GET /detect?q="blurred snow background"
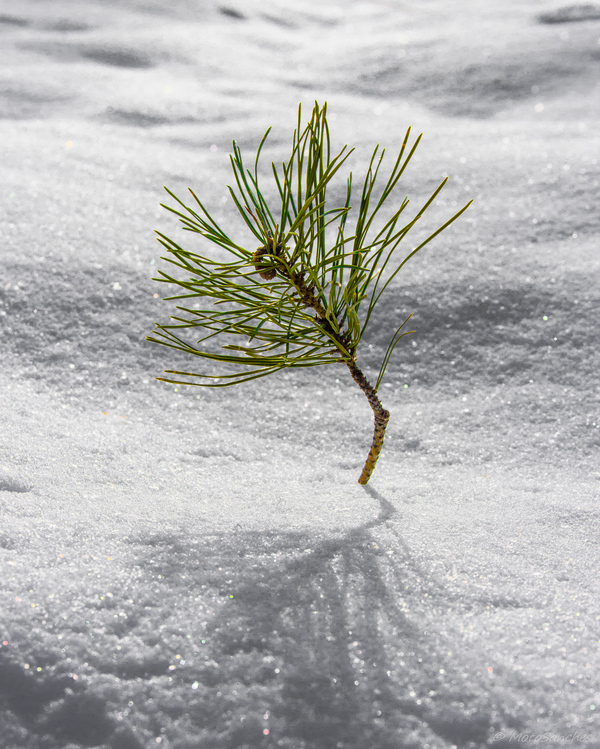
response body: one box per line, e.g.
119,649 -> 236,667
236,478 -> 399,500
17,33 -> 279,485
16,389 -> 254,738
0,0 -> 599,747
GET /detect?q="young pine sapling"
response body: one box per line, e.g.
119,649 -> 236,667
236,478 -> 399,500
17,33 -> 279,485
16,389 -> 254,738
147,102 -> 472,484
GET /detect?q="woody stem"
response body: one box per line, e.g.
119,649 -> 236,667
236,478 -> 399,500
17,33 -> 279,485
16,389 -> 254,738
283,264 -> 388,484
345,359 -> 390,485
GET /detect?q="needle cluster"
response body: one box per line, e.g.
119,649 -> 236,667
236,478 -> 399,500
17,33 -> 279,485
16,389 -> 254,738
147,102 -> 472,483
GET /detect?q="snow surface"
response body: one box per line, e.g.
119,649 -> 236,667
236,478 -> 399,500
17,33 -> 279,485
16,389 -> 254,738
1,0 -> 599,747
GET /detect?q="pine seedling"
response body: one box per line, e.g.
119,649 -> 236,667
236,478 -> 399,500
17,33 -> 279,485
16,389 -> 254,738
147,102 -> 472,484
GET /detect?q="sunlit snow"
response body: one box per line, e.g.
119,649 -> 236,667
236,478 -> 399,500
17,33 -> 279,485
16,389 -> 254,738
1,0 -> 599,747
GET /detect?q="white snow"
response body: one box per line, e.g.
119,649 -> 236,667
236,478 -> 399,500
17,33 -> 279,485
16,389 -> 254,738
1,0 -> 599,747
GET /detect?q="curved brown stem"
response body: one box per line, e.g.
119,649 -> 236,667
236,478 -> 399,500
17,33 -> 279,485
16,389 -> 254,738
346,359 -> 390,485
274,256 -> 388,483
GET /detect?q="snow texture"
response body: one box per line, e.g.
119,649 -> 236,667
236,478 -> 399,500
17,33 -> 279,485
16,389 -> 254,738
1,0 -> 599,747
